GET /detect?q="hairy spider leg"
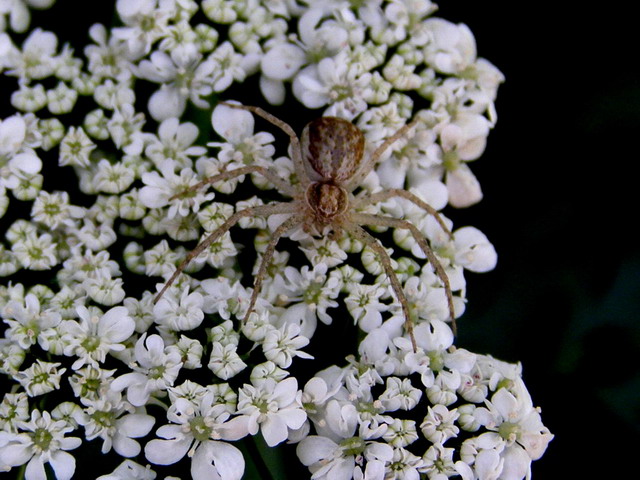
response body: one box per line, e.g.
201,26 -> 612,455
354,189 -> 453,241
343,118 -> 420,193
343,223 -> 418,352
154,202 -> 296,303
219,102 -> 307,184
351,212 -> 457,336
171,165 -> 297,201
242,214 -> 303,324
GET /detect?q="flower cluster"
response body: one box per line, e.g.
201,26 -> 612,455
1,1 -> 552,479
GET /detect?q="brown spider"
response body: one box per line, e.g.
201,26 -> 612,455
154,102 -> 456,351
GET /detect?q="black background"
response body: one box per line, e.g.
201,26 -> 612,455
3,1 -> 639,479
439,2 -> 640,478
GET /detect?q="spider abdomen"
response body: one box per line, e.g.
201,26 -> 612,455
301,117 -> 365,184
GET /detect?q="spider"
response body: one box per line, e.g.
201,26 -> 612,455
154,102 -> 456,351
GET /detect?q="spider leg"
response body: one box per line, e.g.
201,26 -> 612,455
154,202 -> 297,303
219,102 -> 306,184
351,212 -> 457,336
242,214 -> 303,325
342,223 -> 418,352
344,118 -> 420,193
354,189 -> 453,240
172,165 -> 297,200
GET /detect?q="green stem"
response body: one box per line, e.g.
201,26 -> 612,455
15,463 -> 26,480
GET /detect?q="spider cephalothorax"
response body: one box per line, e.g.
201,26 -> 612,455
302,117 -> 363,233
155,102 -> 456,350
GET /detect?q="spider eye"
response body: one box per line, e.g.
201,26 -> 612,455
301,117 -> 365,184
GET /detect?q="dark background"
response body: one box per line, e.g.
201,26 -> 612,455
440,2 -> 640,478
4,1 -> 639,479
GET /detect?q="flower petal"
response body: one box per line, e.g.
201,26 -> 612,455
145,437 -> 190,466
25,456 -> 46,480
211,102 -> 253,144
49,450 -> 77,480
98,306 -> 134,343
191,441 -> 245,480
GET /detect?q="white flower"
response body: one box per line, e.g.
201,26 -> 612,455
278,263 -> 340,338
2,293 -> 61,350
76,220 -> 118,251
68,365 -> 116,403
107,103 -> 146,148
410,321 -> 477,405
383,54 -> 421,90
142,240 -> 181,278
0,338 -> 27,375
93,79 -> 136,110
84,23 -> 135,80
379,377 -> 422,412
94,159 -> 136,194
145,117 -> 207,169
208,318 -> 239,345
208,41 -> 248,92
14,359 -> 66,396
60,248 -> 120,284
11,232 -> 57,270
401,276 -> 451,324
300,371 -> 344,419
297,423 -> 393,480
111,333 -> 183,407
0,116 -> 42,191
0,409 -> 81,480
382,418 -> 419,448
293,50 -> 372,119
299,235 -> 348,268
437,113 -> 491,208
79,389 -> 155,457
209,101 -> 276,168
262,323 -> 313,368
345,283 -> 389,332
384,447 -> 425,480
0,392 -> 30,433
200,278 -> 248,321
140,159 -> 212,218
145,392 -> 245,480
46,81 -> 78,114
11,83 -> 47,112
194,229 -> 237,269
119,189 -> 146,221
249,361 -> 289,387
30,190 -> 84,229
96,459 -> 157,480
473,383 -> 554,476
62,305 -> 135,370
6,28 -> 59,80
422,18 -> 477,75
208,342 -> 247,380
258,7 -> 354,103
166,335 -> 203,369
113,0 -> 174,58
58,126 -> 95,168
224,377 -> 307,447
260,42 -> 306,103
138,43 -> 217,120
419,443 -> 458,479
453,226 -> 497,273
167,380 -> 209,407
420,404 -> 460,444
83,271 -> 126,306
153,287 -> 204,331
241,309 -> 275,342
